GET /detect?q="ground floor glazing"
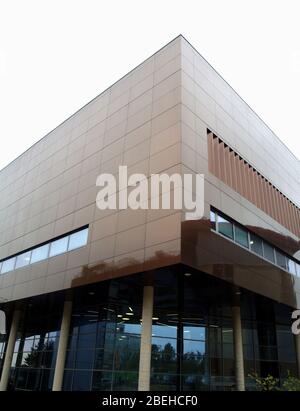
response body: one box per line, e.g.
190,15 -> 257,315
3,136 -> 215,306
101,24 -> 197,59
0,265 -> 298,391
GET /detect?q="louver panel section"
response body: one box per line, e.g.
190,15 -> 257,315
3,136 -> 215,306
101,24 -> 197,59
207,131 -> 300,238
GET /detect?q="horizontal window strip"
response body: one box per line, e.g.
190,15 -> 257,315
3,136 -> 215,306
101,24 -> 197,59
0,226 -> 89,275
210,207 -> 300,277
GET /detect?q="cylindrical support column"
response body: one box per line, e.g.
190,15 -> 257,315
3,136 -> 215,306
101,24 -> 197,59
52,293 -> 73,391
232,301 -> 245,391
138,285 -> 154,391
294,333 -> 300,378
0,308 -> 21,391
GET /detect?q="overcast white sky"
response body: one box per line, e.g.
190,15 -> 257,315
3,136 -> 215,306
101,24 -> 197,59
0,0 -> 299,171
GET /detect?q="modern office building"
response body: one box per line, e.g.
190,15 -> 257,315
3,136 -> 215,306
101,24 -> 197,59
0,35 -> 299,391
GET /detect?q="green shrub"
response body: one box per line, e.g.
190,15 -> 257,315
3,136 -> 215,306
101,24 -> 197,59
249,371 -> 300,391
249,373 -> 279,391
282,371 -> 300,391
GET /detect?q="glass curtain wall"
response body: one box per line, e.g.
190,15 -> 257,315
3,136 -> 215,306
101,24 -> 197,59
63,276 -> 143,391
8,293 -> 64,391
2,265 -> 297,391
151,266 -> 297,391
241,293 -> 297,390
0,333 -> 8,379
151,267 -> 235,391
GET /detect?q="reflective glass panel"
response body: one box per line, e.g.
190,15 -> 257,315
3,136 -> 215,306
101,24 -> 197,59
151,373 -> 177,391
15,251 -> 31,269
119,323 -> 141,335
263,242 -> 275,263
222,328 -> 233,344
72,370 -> 92,391
210,210 -> 216,230
183,325 -> 206,341
49,237 -> 69,257
92,370 -> 112,391
75,349 -> 95,369
182,374 -> 208,390
234,226 -> 249,248
31,244 -> 49,263
152,337 -> 177,353
275,250 -> 287,270
113,372 -> 138,391
184,340 -> 206,355
152,324 -> 177,339
287,259 -> 296,275
250,233 -> 263,256
68,229 -> 88,251
223,343 -> 234,358
218,216 -> 233,239
1,257 -> 16,273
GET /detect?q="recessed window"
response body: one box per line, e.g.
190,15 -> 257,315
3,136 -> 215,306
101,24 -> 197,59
15,251 -> 31,269
218,216 -> 234,240
31,244 -> 49,264
210,210 -> 216,230
263,242 -> 275,263
234,226 -> 249,248
250,233 -> 263,256
211,207 -> 299,277
1,257 -> 16,274
287,259 -> 297,276
49,237 -> 69,257
68,228 -> 88,251
275,250 -> 287,270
